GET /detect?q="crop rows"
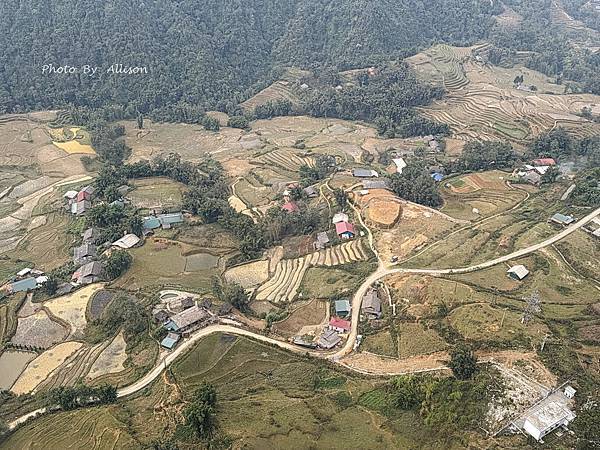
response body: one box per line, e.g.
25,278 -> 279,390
36,340 -> 110,391
257,150 -> 309,173
255,240 -> 368,303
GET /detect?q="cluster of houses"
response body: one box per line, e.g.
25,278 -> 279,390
517,158 -> 557,186
153,297 -> 232,350
3,267 -> 48,294
142,212 -> 185,234
313,212 -> 358,250
64,185 -> 95,216
294,289 -> 382,350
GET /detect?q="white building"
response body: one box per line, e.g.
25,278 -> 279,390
392,157 -> 407,174
522,401 -> 576,442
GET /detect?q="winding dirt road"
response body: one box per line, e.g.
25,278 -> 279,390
9,205 -> 600,431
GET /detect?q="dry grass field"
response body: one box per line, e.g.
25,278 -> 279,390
272,299 -> 328,337
224,259 -> 270,288
128,177 -> 185,210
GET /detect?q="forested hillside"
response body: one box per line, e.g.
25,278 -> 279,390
0,0 -> 498,117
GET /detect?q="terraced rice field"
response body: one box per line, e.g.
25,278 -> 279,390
241,80 -> 301,111
256,149 -> 315,173
11,341 -> 83,394
87,332 -> 128,380
88,289 -> 117,321
0,294 -> 23,343
255,240 -> 368,302
0,408 -> 139,449
45,283 -> 104,337
11,309 -> 68,349
409,44 -> 600,143
224,260 -> 270,288
36,340 -> 110,391
0,350 -> 36,390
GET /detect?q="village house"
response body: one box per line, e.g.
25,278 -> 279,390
318,329 -> 341,349
112,233 -> 141,249
9,277 -> 38,293
550,213 -> 575,226
335,221 -> 356,239
532,158 -> 556,166
293,335 -> 317,349
332,212 -> 349,224
72,261 -> 104,285
281,201 -> 300,213
362,288 -> 382,319
507,265 -> 529,281
76,185 -> 94,202
392,157 -> 407,174
160,332 -> 181,350
363,179 -> 389,190
334,299 -> 351,317
153,309 -> 169,323
82,227 -> 97,243
73,243 -> 97,266
71,200 -> 91,216
329,317 -> 351,333
352,168 -> 378,178
314,231 -> 330,250
158,212 -> 184,229
63,190 -> 78,204
303,185 -> 318,198
164,305 -> 211,333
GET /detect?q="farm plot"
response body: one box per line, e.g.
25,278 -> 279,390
255,240 -> 369,302
11,341 -> 83,395
362,330 -> 398,358
114,238 -> 222,293
0,407 -> 139,450
360,189 -> 403,228
447,303 -> 549,347
88,289 -> 118,321
51,127 -> 95,155
397,322 -> 447,358
45,283 -> 104,337
0,350 -> 36,390
87,331 -> 128,380
441,171 -> 525,220
408,44 -> 600,143
11,310 -> 68,349
128,177 -> 184,211
375,202 -> 457,264
272,300 -> 328,337
36,340 -> 109,391
224,260 -> 270,289
0,293 -> 24,344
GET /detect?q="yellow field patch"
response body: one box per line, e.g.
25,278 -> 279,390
224,260 -> 270,288
45,283 -> 104,335
11,341 -> 83,394
52,140 -> 96,155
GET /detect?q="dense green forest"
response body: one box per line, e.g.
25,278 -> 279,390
0,0 -> 498,118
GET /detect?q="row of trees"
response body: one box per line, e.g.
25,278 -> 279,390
46,384 -> 117,411
529,129 -> 600,164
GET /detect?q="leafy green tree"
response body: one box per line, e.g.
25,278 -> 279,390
227,116 -> 250,129
185,402 -> 216,440
389,375 -> 425,410
201,115 -> 220,131
573,406 -> 600,449
195,382 -> 217,408
104,250 -> 133,280
333,188 -> 347,209
44,276 -> 58,296
448,344 -> 478,380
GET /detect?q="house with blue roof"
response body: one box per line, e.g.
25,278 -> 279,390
431,172 -> 444,182
9,277 -> 38,293
161,332 -> 180,349
334,299 -> 351,317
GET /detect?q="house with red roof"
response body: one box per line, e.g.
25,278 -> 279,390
532,158 -> 556,166
282,201 -> 300,213
335,221 -> 355,239
329,317 -> 351,333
